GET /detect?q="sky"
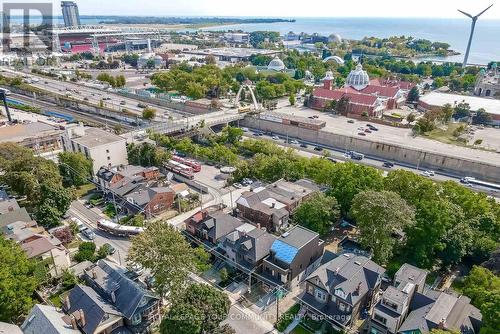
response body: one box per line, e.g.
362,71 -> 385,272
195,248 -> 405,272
1,0 -> 500,19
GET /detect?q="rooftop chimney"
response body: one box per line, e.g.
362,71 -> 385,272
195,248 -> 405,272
79,309 -> 86,328
92,269 -> 97,279
70,315 -> 78,330
63,295 -> 71,311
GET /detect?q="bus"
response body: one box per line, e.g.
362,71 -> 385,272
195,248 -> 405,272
97,219 -> 144,237
460,177 -> 500,190
172,155 -> 201,172
164,160 -> 194,180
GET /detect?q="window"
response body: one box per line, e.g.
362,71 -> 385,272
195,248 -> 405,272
373,314 -> 387,325
339,302 -> 346,312
131,312 -> 142,325
307,284 -> 314,295
382,299 -> 398,311
315,288 -> 327,302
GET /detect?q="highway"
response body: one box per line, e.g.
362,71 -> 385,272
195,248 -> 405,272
9,93 -> 137,130
0,67 -> 185,121
243,131 -> 500,199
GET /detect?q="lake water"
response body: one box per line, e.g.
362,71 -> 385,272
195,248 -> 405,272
200,17 -> 500,65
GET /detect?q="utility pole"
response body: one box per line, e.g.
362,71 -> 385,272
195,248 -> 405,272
0,91 -> 12,122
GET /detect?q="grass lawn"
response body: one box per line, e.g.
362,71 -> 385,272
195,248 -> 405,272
422,123 -> 491,151
74,183 -> 96,198
275,303 -> 300,332
291,324 -> 314,334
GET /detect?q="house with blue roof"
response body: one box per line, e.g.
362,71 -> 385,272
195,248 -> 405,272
262,225 -> 324,289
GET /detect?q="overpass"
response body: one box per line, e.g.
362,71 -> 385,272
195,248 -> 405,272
148,110 -> 245,135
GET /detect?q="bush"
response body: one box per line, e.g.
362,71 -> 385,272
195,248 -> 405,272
74,242 -> 96,262
275,303 -> 300,331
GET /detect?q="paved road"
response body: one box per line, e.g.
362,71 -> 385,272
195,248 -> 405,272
244,132 -> 500,199
69,200 -> 131,265
1,67 -> 185,121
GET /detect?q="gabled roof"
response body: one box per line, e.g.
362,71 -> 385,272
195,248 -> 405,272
86,260 -> 159,320
313,88 -> 379,106
66,284 -> 122,334
21,304 -> 80,334
201,212 -> 244,242
306,253 -> 385,306
0,207 -> 32,228
21,236 -> 60,258
0,198 -> 20,215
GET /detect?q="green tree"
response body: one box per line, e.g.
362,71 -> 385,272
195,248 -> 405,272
472,108 -> 492,125
453,102 -> 471,119
127,142 -> 171,168
406,86 -> 420,103
0,237 -> 39,322
160,283 -> 231,334
142,107 -> 157,120
289,93 -> 296,106
458,266 -> 500,333
351,191 -> 415,264
58,151 -> 93,187
327,162 -> 384,215
293,193 -> 340,236
74,242 -> 96,262
127,220 -> 198,301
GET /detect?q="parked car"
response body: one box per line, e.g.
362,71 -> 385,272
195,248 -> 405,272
102,243 -> 115,255
383,162 -> 394,168
71,217 -> 86,232
242,178 -> 253,186
81,228 -> 96,240
233,183 -> 243,189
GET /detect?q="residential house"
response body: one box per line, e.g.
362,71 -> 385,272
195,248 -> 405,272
187,211 -> 246,245
21,304 -> 80,334
236,179 -> 319,231
369,263 -> 482,334
61,124 -> 128,174
63,284 -> 125,334
262,225 -> 324,288
96,165 -> 174,218
21,235 -> 71,277
0,207 -> 33,230
300,253 -> 385,331
83,259 -> 161,333
0,190 -> 20,214
0,322 -> 23,334
221,225 -> 277,270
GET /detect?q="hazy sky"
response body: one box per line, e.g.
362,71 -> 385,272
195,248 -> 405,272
68,0 -> 500,18
2,0 -> 500,19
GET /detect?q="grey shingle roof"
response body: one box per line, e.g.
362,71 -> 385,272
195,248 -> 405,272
21,304 -> 80,334
66,284 -> 122,334
280,225 -> 318,249
306,253 -> 385,306
88,260 -> 159,320
0,207 -> 31,228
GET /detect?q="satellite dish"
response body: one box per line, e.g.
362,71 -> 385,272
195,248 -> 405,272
166,172 -> 174,181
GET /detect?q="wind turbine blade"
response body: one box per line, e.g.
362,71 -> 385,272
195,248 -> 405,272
458,9 -> 473,18
475,4 -> 494,18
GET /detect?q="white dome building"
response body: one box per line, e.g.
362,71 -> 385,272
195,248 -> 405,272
267,57 -> 286,71
346,64 -> 370,90
328,34 -> 342,43
323,71 -> 334,81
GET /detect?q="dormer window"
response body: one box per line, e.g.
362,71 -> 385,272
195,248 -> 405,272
335,288 -> 346,299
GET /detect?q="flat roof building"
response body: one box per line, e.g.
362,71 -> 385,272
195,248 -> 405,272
61,124 -> 128,174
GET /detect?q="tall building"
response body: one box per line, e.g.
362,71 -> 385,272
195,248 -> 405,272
61,1 -> 81,27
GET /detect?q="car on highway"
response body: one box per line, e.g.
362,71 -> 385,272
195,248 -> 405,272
289,139 -> 299,145
272,135 -> 280,140
326,157 -> 337,163
120,101 -> 126,105
367,124 -> 379,131
421,170 -> 435,177
241,127 -> 249,132
314,146 -> 323,151
383,162 -> 394,168
358,132 -> 366,136
364,129 -> 372,133
347,119 -> 355,124
81,227 -> 96,240
300,143 -> 308,148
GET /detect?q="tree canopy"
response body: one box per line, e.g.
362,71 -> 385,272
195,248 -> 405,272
59,151 -> 93,187
293,192 -> 340,236
0,237 -> 39,322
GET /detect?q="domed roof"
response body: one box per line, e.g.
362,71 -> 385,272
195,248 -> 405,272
329,34 -> 342,43
323,71 -> 334,81
346,64 -> 370,90
267,57 -> 286,71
